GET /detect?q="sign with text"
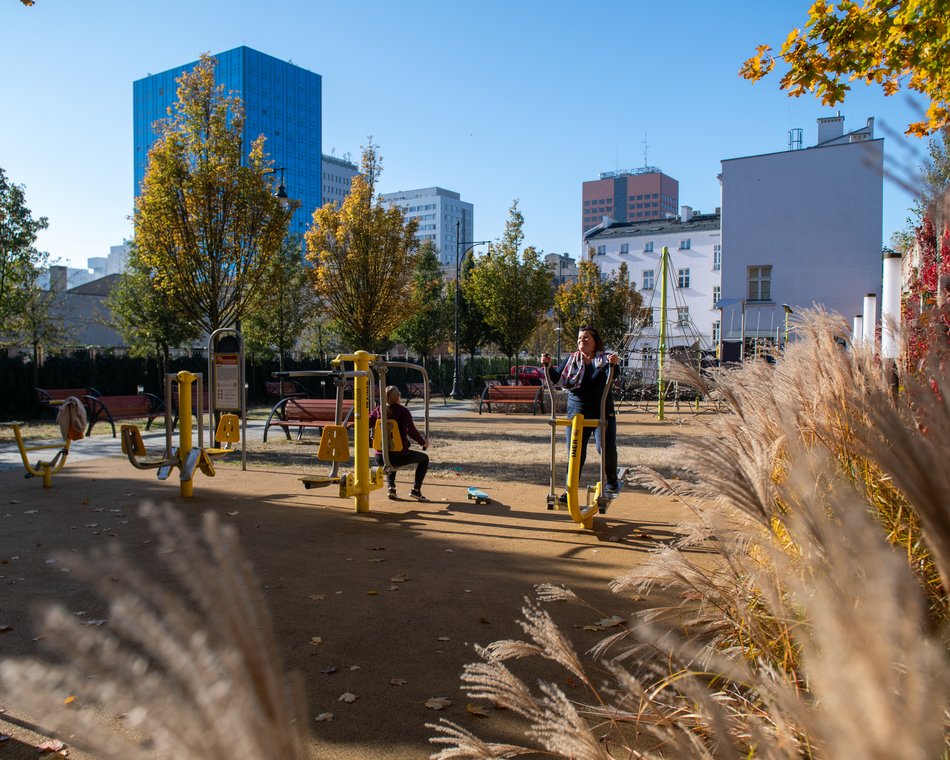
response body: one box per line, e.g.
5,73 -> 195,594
214,354 -> 241,410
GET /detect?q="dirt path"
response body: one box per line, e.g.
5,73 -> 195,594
0,407 -> 709,758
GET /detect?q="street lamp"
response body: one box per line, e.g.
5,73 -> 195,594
267,166 -> 288,200
451,219 -> 490,399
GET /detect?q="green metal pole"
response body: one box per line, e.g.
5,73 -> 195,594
657,246 -> 668,420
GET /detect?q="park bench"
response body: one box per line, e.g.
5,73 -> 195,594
85,393 -> 163,437
478,384 -> 544,415
169,386 -> 212,430
265,379 -> 308,399
263,398 -> 355,442
404,381 -> 447,406
36,387 -> 100,410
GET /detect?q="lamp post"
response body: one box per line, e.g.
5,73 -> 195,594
267,166 -> 289,200
451,219 -> 490,399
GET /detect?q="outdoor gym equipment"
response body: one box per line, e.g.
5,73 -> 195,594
280,351 -> 431,514
120,371 -> 239,498
542,362 -> 616,530
3,422 -> 73,488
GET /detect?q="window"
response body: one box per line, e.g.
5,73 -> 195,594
679,239 -> 691,250
678,268 -> 690,288
713,285 -> 721,306
596,245 -> 606,256
642,270 -> 654,290
748,266 -> 772,301
620,243 -> 629,254
677,307 -> 690,327
644,241 -> 654,253
713,244 -> 721,271
712,320 -> 721,345
643,310 -> 654,327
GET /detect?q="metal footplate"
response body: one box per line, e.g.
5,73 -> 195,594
300,475 -> 342,490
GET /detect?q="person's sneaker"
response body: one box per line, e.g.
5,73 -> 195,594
605,482 -> 623,498
388,487 -> 397,500
557,492 -> 568,505
409,488 -> 428,502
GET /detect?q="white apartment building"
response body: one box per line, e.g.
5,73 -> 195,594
719,114 -> 883,360
583,207 -> 722,356
321,153 -> 359,208
379,187 -> 474,267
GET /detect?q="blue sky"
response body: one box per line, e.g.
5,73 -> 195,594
0,0 -> 932,270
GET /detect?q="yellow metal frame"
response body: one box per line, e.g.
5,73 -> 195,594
3,422 -> 71,488
552,415 -> 602,530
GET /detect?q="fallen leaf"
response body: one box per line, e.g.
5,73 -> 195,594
368,558 -> 385,563
36,739 -> 66,751
320,666 -> 337,674
388,585 -> 399,591
389,573 -> 410,583
479,617 -> 491,625
564,676 -> 580,688
84,619 -> 107,627
309,594 -> 326,601
582,615 -> 626,632
437,636 -> 450,641
444,548 -> 453,553
367,590 -> 379,596
466,703 -> 490,717
424,697 -> 452,710
226,511 -> 239,516
314,712 -> 334,722
349,665 -> 360,671
64,695 -> 76,705
310,637 -> 324,646
366,546 -> 385,551
24,510 -> 38,515
389,677 -> 407,686
338,692 -> 358,703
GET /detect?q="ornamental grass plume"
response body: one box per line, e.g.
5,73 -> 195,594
431,309 -> 950,758
0,503 -> 310,759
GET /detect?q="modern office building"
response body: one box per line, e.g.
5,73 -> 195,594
379,187 -> 474,267
582,168 -> 679,234
133,46 -> 322,239
718,114 -> 883,359
322,153 -> 359,208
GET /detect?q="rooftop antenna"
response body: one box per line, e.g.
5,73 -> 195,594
642,132 -> 649,167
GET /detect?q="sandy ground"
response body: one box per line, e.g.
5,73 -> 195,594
0,405 -> 712,758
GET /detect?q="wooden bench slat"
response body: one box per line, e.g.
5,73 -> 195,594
265,380 -> 308,399
86,394 -> 163,438
478,385 -> 543,415
263,398 -> 355,442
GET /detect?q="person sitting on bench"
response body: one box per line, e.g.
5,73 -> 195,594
369,385 -> 429,502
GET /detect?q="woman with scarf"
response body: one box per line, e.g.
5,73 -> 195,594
540,326 -> 621,500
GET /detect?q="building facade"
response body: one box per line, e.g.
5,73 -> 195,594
379,187 -> 474,267
133,46 -> 323,240
322,153 -> 359,208
545,252 -> 579,288
582,168 -> 679,234
718,114 -> 883,359
583,208 -> 722,355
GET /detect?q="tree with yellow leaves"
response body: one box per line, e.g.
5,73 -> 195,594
134,54 -> 295,334
304,141 -> 418,352
741,0 -> 950,136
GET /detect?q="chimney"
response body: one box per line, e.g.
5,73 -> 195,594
817,112 -> 845,144
49,265 -> 68,293
680,205 -> 693,222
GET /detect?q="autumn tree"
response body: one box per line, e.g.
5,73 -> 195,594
107,242 -> 201,379
555,258 -> 641,351
242,235 -> 316,373
466,201 -> 552,366
305,141 -> 418,352
134,54 -> 296,335
0,168 -> 48,333
392,240 -> 451,362
458,247 -> 497,379
741,0 -> 950,136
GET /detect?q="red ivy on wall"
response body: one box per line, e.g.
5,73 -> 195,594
903,216 -> 950,372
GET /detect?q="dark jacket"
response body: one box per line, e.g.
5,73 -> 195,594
368,402 -> 426,451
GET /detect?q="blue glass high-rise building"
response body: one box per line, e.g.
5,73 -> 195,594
133,46 -> 322,239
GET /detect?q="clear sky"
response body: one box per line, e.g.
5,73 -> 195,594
0,0 -> 932,270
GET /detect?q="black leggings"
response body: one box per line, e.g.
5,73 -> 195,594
375,450 -> 429,489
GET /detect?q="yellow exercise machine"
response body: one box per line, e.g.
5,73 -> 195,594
285,352 -> 431,513
121,371 -> 239,497
2,422 -> 72,488
542,363 -> 616,530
